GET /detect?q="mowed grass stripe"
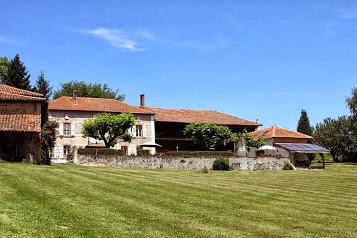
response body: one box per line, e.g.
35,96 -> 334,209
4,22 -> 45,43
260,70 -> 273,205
0,163 -> 357,237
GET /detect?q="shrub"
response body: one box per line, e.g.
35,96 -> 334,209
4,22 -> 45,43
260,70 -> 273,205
137,149 -> 150,156
78,148 -> 125,156
212,157 -> 230,171
282,161 -> 294,170
201,166 -> 209,173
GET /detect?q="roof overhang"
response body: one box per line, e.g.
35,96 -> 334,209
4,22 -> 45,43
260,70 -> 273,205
275,143 -> 329,153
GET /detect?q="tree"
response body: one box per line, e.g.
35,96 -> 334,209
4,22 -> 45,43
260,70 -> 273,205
35,70 -> 52,100
81,112 -> 135,148
346,87 -> 357,117
297,109 -> 313,136
314,116 -> 353,162
0,56 -> 9,83
183,122 -> 238,150
53,80 -> 125,101
40,120 -> 59,165
1,54 -> 31,90
241,131 -> 265,151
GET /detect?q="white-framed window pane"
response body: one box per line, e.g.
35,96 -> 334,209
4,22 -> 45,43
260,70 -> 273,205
63,145 -> 71,157
136,125 -> 143,137
63,123 -> 71,135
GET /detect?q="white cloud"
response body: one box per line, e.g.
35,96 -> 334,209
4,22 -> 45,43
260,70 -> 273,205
85,28 -> 145,51
136,29 -> 157,41
338,6 -> 357,19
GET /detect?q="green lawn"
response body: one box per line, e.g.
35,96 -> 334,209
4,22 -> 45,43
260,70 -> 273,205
0,162 -> 356,238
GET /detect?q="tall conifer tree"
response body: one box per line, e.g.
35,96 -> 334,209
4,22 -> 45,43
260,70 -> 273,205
297,109 -> 313,136
3,54 -> 31,90
35,70 -> 52,100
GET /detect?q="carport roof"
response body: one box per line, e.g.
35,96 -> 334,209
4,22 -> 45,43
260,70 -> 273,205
275,143 -> 329,153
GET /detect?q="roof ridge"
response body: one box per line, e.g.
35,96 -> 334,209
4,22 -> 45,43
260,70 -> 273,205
0,84 -> 43,97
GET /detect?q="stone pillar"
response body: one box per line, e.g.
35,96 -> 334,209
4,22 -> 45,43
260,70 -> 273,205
73,146 -> 78,164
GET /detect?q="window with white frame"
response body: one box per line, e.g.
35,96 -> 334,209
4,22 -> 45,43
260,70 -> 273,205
136,125 -> 143,137
63,123 -> 71,136
63,145 -> 71,158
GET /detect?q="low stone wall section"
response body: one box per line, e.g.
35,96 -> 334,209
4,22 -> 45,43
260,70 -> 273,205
75,155 -> 289,171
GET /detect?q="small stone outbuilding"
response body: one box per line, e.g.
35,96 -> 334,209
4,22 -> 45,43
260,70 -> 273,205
0,84 -> 46,162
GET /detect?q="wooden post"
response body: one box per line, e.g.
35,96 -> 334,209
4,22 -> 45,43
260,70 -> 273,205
320,153 -> 325,170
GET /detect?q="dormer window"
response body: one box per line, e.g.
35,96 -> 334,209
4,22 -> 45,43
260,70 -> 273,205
64,113 -> 70,120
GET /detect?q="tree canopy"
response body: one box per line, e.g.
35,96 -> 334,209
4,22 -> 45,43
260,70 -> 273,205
35,70 -> 52,100
81,112 -> 135,148
0,56 -> 9,83
1,54 -> 31,90
183,122 -> 238,150
297,109 -> 313,136
53,80 -> 125,101
240,130 -> 265,151
314,116 -> 353,162
346,87 -> 357,118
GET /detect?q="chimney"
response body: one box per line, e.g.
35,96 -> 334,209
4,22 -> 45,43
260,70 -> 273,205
72,90 -> 78,105
140,94 -> 145,108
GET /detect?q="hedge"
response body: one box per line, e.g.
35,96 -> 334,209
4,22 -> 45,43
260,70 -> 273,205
78,148 -> 125,156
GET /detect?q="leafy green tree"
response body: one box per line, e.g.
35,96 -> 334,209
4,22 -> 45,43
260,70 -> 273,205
53,80 -> 125,101
297,109 -> 313,136
183,122 -> 238,150
0,56 -> 9,83
314,116 -> 353,162
241,130 -> 265,151
40,120 -> 59,165
81,112 -> 135,148
35,70 -> 52,100
1,54 -> 31,90
346,87 -> 357,117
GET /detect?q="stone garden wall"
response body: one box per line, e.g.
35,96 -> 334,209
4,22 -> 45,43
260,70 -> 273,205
75,155 -> 289,171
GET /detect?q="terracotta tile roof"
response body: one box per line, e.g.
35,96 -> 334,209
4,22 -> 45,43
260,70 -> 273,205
49,96 -> 154,114
0,84 -> 45,102
0,114 -> 41,132
146,107 -> 261,127
250,125 -> 312,139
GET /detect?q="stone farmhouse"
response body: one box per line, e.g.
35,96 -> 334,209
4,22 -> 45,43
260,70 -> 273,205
0,84 -> 46,162
48,92 -> 155,161
49,92 -> 261,161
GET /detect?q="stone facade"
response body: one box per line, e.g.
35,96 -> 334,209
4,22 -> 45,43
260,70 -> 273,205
75,154 -> 289,171
0,84 -> 45,163
49,110 -> 156,161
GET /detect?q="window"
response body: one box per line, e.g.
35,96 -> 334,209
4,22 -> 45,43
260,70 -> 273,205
63,145 -> 71,158
63,123 -> 71,136
136,125 -> 143,137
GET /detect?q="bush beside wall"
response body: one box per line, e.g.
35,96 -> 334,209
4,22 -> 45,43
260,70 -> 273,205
78,148 -> 125,156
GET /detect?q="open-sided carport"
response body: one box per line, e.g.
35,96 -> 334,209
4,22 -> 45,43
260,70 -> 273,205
275,143 -> 330,169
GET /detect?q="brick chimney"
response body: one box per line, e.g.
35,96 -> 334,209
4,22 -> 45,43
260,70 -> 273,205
140,94 -> 145,108
72,90 -> 78,105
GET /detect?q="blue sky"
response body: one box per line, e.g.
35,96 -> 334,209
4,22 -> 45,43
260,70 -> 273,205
1,1 -> 356,130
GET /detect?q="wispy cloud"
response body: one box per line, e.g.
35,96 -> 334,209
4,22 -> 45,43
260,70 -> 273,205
0,35 -> 24,45
84,28 -> 145,51
71,27 -> 231,52
338,6 -> 357,19
324,5 -> 357,37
